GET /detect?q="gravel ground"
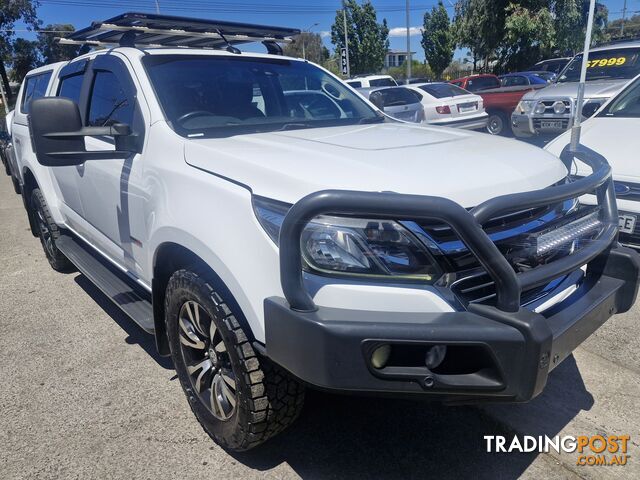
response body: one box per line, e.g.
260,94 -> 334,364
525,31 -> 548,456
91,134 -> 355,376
0,172 -> 637,479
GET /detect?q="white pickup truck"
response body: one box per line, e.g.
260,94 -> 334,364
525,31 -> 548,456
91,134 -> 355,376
12,12 -> 640,451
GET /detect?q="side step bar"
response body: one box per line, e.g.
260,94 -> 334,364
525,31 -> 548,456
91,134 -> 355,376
56,233 -> 155,333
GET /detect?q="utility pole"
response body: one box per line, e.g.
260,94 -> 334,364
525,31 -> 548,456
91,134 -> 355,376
621,0 -> 627,36
406,0 -> 412,82
570,0 -> 596,152
342,1 -> 351,78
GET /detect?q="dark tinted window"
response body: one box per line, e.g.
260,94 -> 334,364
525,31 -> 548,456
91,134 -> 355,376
21,72 -> 52,114
284,91 -> 341,119
419,83 -> 469,98
466,76 -> 500,91
369,77 -> 397,87
58,73 -> 84,104
369,87 -> 420,107
558,48 -> 640,83
346,80 -> 362,88
501,75 -> 528,87
88,71 -> 134,127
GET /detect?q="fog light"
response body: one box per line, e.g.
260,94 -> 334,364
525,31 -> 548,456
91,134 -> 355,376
371,345 -> 391,369
553,101 -> 566,114
425,345 -> 447,370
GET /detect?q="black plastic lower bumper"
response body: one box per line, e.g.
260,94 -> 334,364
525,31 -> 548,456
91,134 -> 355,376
264,246 -> 639,403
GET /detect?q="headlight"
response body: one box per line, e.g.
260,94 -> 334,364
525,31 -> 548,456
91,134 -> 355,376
515,100 -> 535,114
253,196 -> 441,281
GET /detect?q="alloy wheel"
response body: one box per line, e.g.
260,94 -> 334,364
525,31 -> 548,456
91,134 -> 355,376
178,300 -> 237,421
487,114 -> 503,135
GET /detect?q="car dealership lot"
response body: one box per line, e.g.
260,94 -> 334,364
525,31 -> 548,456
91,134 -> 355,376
0,172 -> 638,479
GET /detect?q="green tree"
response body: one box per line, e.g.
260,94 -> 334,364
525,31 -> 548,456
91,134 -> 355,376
453,0 -> 509,70
421,2 -> 454,78
387,60 -> 434,82
0,0 -> 41,99
500,3 -> 555,72
330,0 -> 389,75
37,24 -> 78,64
10,38 -> 40,83
283,32 -> 329,65
607,14 -> 640,40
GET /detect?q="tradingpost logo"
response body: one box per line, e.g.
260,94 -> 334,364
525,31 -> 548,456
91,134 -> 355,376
484,435 -> 631,466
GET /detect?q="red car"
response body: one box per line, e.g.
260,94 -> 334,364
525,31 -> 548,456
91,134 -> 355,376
450,74 -> 545,136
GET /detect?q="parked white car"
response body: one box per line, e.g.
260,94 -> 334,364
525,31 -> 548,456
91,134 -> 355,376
14,12 -> 640,453
545,73 -> 640,249
406,82 -> 488,130
346,74 -> 397,88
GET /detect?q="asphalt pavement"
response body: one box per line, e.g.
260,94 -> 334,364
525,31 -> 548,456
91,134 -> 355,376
0,172 -> 638,480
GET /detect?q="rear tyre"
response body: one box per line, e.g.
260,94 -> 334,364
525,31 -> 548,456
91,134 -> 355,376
486,111 -> 511,136
31,188 -> 74,272
165,269 -> 305,451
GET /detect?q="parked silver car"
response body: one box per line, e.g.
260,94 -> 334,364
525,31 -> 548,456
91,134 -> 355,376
512,41 -> 640,138
358,86 -> 425,123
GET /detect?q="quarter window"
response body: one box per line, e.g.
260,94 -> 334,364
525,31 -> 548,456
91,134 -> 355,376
21,72 -> 52,114
87,71 -> 134,127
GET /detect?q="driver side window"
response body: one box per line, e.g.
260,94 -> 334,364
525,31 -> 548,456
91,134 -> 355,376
87,71 -> 134,127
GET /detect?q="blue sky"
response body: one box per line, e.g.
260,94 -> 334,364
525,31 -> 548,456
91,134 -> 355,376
12,0 -> 637,62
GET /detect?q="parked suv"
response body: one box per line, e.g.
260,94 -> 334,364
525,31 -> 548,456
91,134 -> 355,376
512,41 -> 640,138
16,13 -> 640,452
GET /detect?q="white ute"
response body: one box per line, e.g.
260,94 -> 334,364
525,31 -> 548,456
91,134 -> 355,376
15,13 -> 640,451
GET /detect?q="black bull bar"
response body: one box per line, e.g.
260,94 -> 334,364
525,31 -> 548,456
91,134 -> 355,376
278,144 -> 619,313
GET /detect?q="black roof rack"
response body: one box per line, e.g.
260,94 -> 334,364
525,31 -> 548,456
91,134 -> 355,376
57,12 -> 300,54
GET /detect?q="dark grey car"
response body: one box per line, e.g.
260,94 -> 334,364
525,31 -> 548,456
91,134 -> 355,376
358,86 -> 425,123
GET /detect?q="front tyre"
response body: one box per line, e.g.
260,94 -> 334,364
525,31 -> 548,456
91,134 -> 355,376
31,188 -> 74,272
165,269 -> 305,451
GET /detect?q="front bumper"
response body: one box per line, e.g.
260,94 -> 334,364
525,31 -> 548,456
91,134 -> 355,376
265,145 -> 640,403
265,245 -> 638,402
511,112 -> 572,138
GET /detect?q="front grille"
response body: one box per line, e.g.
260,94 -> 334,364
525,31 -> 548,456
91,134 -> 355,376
419,204 -> 553,244
533,118 -> 570,130
450,270 -> 555,306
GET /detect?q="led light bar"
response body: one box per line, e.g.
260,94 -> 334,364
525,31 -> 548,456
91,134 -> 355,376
535,212 -> 602,256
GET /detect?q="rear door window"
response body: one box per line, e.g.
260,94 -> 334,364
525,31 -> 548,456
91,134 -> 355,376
21,71 -> 52,114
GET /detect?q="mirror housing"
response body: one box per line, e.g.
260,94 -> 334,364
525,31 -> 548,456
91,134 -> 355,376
29,97 -> 136,167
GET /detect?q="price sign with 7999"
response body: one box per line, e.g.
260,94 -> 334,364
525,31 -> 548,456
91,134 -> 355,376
587,57 -> 628,68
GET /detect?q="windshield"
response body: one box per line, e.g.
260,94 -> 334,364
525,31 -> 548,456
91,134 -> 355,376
599,76 -> 640,118
143,55 -> 383,137
557,48 -> 640,83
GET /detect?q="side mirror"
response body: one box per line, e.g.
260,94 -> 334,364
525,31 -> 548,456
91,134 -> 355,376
29,97 -> 136,167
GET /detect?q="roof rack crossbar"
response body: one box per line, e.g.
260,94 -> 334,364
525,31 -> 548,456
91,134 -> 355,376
60,12 -> 299,54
